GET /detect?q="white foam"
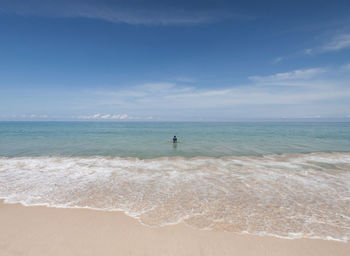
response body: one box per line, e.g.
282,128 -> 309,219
0,153 -> 349,242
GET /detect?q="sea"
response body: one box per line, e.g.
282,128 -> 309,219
0,121 -> 349,241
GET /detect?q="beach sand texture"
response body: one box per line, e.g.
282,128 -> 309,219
1,200 -> 349,256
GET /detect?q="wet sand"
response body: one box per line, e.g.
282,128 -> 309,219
0,200 -> 349,256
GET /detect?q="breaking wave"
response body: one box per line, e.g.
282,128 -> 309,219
0,152 -> 349,242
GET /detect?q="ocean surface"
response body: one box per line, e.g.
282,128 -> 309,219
0,122 -> 349,241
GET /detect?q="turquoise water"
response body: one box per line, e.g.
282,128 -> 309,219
1,121 -> 350,241
1,121 -> 350,157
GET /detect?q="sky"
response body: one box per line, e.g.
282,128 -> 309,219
0,0 -> 350,121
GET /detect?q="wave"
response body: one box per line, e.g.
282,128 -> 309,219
0,152 -> 349,242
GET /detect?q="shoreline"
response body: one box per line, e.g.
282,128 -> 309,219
1,200 -> 349,256
1,198 -> 348,243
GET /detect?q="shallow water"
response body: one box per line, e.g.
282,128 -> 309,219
0,122 -> 349,241
0,122 -> 350,158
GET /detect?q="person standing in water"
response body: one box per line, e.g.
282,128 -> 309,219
173,136 -> 177,143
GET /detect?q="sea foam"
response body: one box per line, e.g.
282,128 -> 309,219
0,153 -> 349,242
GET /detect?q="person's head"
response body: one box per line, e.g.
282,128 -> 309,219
174,136 -> 176,138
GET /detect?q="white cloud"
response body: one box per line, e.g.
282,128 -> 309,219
7,68 -> 347,121
112,114 -> 128,120
272,57 -> 284,63
322,34 -> 350,52
0,0 -> 244,25
91,113 -> 101,119
15,114 -> 49,119
249,68 -> 328,85
78,113 -> 129,120
90,66 -> 349,114
100,114 -> 111,119
305,33 -> 350,55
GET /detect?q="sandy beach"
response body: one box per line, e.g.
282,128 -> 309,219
0,200 -> 349,256
2,0 -> 350,254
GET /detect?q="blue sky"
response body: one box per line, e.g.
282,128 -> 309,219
0,0 -> 350,121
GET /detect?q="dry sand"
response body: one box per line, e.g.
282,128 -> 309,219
0,200 -> 349,256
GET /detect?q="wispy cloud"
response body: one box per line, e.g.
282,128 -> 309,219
89,66 -> 350,117
272,57 -> 284,63
0,0 -> 249,25
305,33 -> 350,54
249,68 -> 328,85
304,48 -> 313,55
321,34 -> 350,52
2,66 -> 349,120
20,114 -> 48,119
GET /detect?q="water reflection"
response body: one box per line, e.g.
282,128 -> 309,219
172,142 -> 177,149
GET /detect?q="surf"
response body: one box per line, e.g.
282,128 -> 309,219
0,152 -> 349,242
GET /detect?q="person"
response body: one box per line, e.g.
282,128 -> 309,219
173,135 -> 177,143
